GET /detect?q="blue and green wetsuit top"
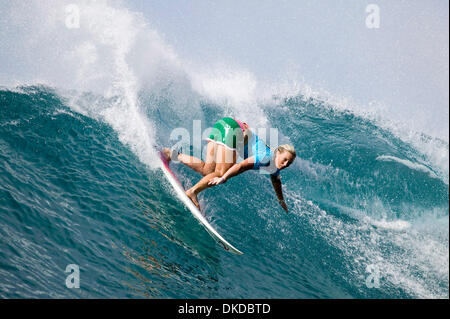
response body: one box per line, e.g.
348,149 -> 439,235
243,132 -> 280,177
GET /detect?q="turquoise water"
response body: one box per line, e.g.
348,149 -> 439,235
0,86 -> 448,298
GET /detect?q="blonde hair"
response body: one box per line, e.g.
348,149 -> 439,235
276,144 -> 296,158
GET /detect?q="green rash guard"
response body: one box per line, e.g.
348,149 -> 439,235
206,117 -> 244,151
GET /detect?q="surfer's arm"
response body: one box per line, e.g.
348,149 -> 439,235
208,157 -> 255,185
271,175 -> 288,213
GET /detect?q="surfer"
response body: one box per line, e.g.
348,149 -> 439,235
162,117 -> 296,213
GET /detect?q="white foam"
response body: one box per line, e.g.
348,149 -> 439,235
289,192 -> 448,298
0,0 -> 184,169
187,63 -> 269,128
368,218 -> 411,231
287,193 -> 449,298
261,78 -> 449,184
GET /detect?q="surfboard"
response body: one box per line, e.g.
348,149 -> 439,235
157,151 -> 243,255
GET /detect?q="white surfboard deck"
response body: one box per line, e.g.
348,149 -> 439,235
158,151 -> 243,255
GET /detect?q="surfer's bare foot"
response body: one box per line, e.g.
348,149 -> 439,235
162,148 -> 172,163
185,189 -> 201,211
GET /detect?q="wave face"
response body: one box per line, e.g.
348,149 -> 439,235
0,86 -> 447,298
0,1 -> 448,298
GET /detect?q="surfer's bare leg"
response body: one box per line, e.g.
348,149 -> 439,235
185,188 -> 203,211
185,145 -> 236,210
185,171 -> 221,210
167,142 -> 216,176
